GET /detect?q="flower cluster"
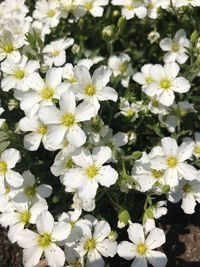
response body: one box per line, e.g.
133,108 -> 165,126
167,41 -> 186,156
0,0 -> 200,267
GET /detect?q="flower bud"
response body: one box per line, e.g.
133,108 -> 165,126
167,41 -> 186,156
108,230 -> 118,241
118,209 -> 130,228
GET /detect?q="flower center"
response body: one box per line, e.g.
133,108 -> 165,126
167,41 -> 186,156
0,161 -> 7,174
152,169 -> 164,179
167,156 -> 178,167
84,238 -> 96,251
51,50 -> 60,57
194,144 -> 200,155
24,186 -> 36,198
160,78 -> 172,90
84,2 -> 93,10
147,2 -> 154,9
127,109 -> 135,117
137,243 -> 147,256
38,125 -> 48,135
172,43 -> 180,52
146,76 -> 154,84
3,43 -> 14,53
61,113 -> 75,127
84,84 -> 96,96
5,186 -> 10,194
85,164 -> 99,179
126,4 -> 134,10
19,210 -> 31,224
183,183 -> 192,193
14,69 -> 25,80
37,233 -> 52,249
41,87 -> 54,100
47,9 -> 56,17
119,62 -> 128,74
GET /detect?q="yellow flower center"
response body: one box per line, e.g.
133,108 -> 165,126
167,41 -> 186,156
61,113 -> 75,127
84,238 -> 96,251
137,243 -> 147,256
37,233 -> 52,249
0,161 -> 7,174
84,2 -> 93,10
167,156 -> 178,167
160,79 -> 172,90
47,9 -> 56,17
194,144 -> 200,155
24,186 -> 36,198
152,169 -> 164,179
85,164 -> 99,179
67,75 -> 77,84
14,69 -> 25,80
3,43 -> 14,53
126,4 -> 134,10
172,43 -> 180,52
146,76 -> 154,84
19,210 -> 31,224
41,87 -> 54,100
127,109 -> 135,117
84,84 -> 96,96
147,2 -> 154,9
38,125 -> 48,135
183,183 -> 192,193
51,50 -> 60,57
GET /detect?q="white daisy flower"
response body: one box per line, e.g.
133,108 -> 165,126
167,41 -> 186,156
61,146 -> 118,199
77,0 -> 109,17
17,210 -> 71,267
117,223 -> 167,267
39,91 -> 96,147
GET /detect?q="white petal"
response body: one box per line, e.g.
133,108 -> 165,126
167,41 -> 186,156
75,103 -> 96,122
131,257 -> 148,267
87,249 -> 104,267
36,184 -> 52,198
181,193 -> 196,214
39,106 -> 61,124
177,163 -> 197,181
146,228 -> 166,249
159,38 -> 173,51
96,166 -> 118,187
67,125 -> 86,147
161,137 -> 178,156
45,244 -> 65,267
93,220 -> 110,241
74,65 -> 92,87
93,146 -> 112,165
8,222 -> 25,243
92,66 -> 111,88
24,132 -> 42,151
17,229 -> 39,248
36,211 -> 54,235
97,239 -> 117,257
147,250 -> 167,267
78,179 -> 99,199
62,169 -> 84,191
172,77 -> 190,93
117,241 -> 136,260
46,68 -> 62,88
60,91 -> 76,114
46,125 -> 66,147
72,148 -> 93,167
52,222 -> 71,241
23,246 -> 43,267
1,148 -> 20,168
97,86 -> 118,102
5,170 -> 23,187
177,141 -> 194,162
127,223 -> 145,244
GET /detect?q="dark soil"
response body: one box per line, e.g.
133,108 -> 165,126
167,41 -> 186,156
0,203 -> 199,267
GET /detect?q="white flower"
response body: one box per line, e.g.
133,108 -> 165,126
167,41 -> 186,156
76,219 -> 117,267
43,38 -> 74,67
151,137 -> 197,187
133,63 -> 155,90
39,91 -> 96,147
160,29 -> 191,64
17,210 -> 71,267
20,170 -> 52,200
0,148 -> 23,188
168,179 -> 200,214
184,132 -> 200,158
77,0 -> 109,17
108,53 -> 133,88
144,62 -> 190,106
117,223 -> 167,267
112,0 -> 147,19
1,55 -> 39,92
71,65 -> 118,112
71,193 -> 95,212
33,0 -> 61,28
0,195 -> 48,243
61,146 -> 118,199
18,67 -> 63,116
0,30 -> 24,61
